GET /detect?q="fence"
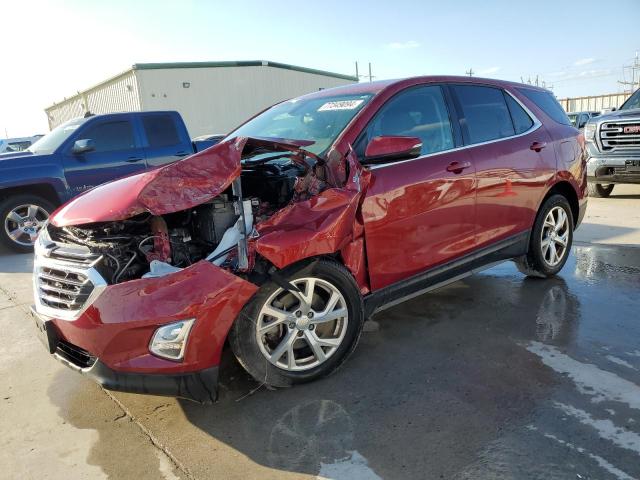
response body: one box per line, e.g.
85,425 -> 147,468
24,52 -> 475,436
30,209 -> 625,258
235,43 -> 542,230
558,92 -> 631,113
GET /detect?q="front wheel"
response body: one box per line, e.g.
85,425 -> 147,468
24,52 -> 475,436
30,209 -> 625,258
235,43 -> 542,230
588,183 -> 614,198
515,194 -> 573,278
0,195 -> 54,253
229,259 -> 364,388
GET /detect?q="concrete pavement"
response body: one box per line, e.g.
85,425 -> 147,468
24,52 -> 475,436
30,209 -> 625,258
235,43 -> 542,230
1,186 -> 639,479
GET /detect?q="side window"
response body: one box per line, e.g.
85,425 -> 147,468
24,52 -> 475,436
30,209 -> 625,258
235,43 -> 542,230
81,121 -> 135,153
517,88 -> 571,126
363,85 -> 454,156
505,93 -> 534,134
142,115 -> 181,148
453,85 -> 515,144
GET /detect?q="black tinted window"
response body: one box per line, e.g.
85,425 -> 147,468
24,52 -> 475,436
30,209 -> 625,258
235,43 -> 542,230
82,121 -> 135,152
366,85 -> 454,156
142,115 -> 181,147
505,94 -> 534,134
453,85 -> 515,144
517,88 -> 571,126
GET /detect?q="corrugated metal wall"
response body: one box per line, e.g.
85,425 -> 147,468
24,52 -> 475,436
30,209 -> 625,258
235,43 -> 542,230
136,66 -> 355,137
558,92 -> 631,113
45,70 -> 141,129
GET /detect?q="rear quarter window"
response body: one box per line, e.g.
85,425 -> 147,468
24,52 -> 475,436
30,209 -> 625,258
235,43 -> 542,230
504,94 -> 534,134
517,88 -> 571,126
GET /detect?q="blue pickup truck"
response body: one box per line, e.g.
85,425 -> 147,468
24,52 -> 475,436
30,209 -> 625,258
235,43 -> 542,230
0,111 -> 223,252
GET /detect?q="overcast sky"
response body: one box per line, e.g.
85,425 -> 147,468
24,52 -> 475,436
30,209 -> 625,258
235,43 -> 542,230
1,0 -> 639,137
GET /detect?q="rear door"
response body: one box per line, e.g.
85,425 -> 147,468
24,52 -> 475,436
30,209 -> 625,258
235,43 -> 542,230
450,84 -> 554,248
62,116 -> 147,196
359,84 -> 477,291
139,112 -> 193,167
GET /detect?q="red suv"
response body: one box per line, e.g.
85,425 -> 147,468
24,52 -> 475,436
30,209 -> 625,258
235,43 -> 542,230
32,76 -> 587,403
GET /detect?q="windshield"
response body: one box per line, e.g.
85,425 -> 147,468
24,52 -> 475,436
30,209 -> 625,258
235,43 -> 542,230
568,113 -> 578,127
620,89 -> 640,111
28,117 -> 87,154
229,93 -> 373,156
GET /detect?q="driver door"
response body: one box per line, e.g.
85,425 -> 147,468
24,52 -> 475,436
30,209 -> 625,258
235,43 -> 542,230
359,85 -> 477,291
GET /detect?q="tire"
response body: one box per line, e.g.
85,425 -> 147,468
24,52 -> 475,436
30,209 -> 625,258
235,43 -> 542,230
588,183 -> 614,198
515,194 -> 573,278
0,194 -> 54,253
229,259 -> 365,388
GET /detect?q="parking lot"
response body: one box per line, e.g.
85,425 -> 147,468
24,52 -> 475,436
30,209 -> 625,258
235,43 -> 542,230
1,185 -> 639,480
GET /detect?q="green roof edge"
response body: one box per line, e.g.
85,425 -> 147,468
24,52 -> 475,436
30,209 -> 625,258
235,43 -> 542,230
132,60 -> 359,82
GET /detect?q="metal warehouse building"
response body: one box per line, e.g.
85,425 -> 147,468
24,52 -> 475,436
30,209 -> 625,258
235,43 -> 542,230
45,61 -> 358,136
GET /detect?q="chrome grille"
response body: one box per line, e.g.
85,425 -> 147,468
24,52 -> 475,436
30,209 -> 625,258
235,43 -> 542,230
599,121 -> 640,152
34,231 -> 107,320
37,266 -> 93,311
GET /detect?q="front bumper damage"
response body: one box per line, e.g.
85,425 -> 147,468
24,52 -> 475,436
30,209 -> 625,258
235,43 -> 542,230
587,156 -> 640,184
32,261 -> 257,404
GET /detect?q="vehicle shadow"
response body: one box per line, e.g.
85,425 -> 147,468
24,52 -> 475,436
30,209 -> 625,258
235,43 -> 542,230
177,270 -> 580,479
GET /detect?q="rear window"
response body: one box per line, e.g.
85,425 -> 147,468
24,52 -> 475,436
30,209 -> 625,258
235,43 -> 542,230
517,88 -> 571,126
142,115 -> 181,148
453,85 -> 515,144
505,94 -> 534,134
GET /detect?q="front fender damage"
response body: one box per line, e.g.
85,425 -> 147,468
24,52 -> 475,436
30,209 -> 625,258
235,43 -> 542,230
253,150 -> 372,293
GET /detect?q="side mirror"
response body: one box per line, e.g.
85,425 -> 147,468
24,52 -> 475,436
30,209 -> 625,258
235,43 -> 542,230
364,136 -> 422,163
578,120 -> 587,129
72,139 -> 95,154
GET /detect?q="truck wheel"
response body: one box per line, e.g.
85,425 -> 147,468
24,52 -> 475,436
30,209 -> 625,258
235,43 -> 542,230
515,194 -> 573,278
0,195 -> 54,253
229,259 -> 364,388
588,183 -> 614,198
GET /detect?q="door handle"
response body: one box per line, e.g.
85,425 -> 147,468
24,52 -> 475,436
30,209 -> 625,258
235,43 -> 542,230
126,156 -> 143,162
175,151 -> 189,158
446,161 -> 471,174
530,141 -> 547,152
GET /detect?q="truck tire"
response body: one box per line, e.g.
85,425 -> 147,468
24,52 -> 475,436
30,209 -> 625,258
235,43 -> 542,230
229,259 -> 364,388
0,194 -> 54,253
588,183 -> 614,198
515,194 -> 573,278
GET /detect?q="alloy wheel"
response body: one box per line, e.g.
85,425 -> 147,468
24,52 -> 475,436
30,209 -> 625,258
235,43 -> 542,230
540,206 -> 569,267
3,204 -> 49,247
256,277 -> 349,372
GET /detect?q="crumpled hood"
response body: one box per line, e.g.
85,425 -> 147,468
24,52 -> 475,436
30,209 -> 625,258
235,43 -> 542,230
50,136 -> 315,227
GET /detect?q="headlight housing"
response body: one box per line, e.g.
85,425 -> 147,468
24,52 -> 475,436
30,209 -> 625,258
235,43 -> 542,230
149,319 -> 195,361
584,122 -> 597,141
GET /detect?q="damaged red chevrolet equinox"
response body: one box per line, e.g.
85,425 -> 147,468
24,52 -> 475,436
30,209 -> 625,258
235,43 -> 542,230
32,77 -> 586,403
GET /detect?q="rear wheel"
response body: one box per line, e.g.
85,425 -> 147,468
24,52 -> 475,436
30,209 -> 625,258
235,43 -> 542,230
229,259 -> 364,388
588,183 -> 614,198
0,195 -> 54,253
515,194 -> 573,278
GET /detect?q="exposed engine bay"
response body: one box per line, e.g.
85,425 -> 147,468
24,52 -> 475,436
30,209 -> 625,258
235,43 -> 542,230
47,155 -> 311,284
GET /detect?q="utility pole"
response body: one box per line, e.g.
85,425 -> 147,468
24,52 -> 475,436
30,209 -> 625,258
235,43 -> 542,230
355,61 -> 375,82
465,68 -> 474,77
618,51 -> 640,93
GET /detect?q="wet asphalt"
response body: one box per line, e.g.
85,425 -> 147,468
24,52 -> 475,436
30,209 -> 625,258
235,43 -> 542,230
1,192 -> 639,479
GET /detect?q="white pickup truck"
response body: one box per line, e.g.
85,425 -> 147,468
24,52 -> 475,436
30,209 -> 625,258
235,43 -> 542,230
584,88 -> 640,197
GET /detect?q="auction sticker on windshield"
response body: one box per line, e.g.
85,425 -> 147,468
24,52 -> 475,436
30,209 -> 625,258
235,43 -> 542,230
318,99 -> 365,111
